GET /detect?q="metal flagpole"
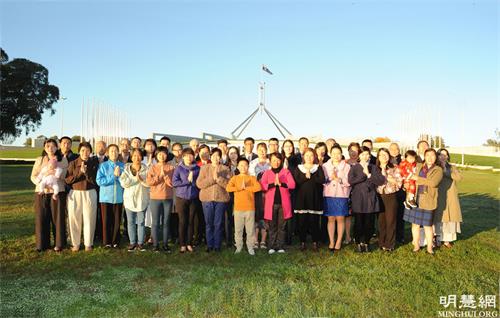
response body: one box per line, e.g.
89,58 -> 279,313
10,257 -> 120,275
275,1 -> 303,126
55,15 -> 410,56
461,107 -> 465,165
81,97 -> 84,142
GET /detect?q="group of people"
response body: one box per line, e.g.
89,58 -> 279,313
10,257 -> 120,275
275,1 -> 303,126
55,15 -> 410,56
30,135 -> 463,255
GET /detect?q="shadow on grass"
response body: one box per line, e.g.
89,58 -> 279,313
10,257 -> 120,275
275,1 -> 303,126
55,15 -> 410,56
457,193 -> 499,239
0,165 -> 33,192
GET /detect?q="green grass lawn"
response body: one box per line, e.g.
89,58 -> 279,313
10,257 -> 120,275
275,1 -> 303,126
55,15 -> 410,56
449,153 -> 500,169
0,147 -> 79,159
0,166 -> 499,317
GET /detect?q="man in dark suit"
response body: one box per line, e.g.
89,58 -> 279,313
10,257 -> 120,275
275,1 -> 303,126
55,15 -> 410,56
362,139 -> 377,165
241,137 -> 257,161
92,140 -> 108,243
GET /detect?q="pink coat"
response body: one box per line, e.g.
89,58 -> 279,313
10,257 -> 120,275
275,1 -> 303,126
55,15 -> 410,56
260,168 -> 296,220
322,160 -> 351,198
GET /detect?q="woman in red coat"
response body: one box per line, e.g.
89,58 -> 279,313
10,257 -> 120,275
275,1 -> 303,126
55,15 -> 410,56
260,153 -> 296,254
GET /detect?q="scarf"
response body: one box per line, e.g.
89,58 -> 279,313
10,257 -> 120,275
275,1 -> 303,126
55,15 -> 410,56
418,164 -> 434,194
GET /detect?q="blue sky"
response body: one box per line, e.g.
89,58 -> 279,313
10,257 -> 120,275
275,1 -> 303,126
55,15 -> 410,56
1,0 -> 497,146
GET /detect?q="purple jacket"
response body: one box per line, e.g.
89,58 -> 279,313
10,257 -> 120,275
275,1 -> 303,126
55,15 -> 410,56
172,162 -> 200,200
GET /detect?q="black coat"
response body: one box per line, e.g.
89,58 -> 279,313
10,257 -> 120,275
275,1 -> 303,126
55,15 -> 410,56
348,163 -> 386,213
284,154 -> 301,171
240,153 -> 258,162
292,165 -> 326,212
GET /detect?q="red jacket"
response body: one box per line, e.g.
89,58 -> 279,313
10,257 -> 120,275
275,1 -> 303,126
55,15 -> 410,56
399,160 -> 416,179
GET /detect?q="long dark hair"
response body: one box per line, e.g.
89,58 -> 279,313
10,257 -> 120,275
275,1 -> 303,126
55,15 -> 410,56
41,138 -> 63,162
281,139 -> 295,158
376,148 -> 394,169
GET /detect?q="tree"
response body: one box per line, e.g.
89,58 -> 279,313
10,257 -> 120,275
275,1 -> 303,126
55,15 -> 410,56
431,136 -> 445,148
484,129 -> 499,150
374,137 -> 391,143
24,137 -> 32,147
72,135 -> 81,142
0,48 -> 59,143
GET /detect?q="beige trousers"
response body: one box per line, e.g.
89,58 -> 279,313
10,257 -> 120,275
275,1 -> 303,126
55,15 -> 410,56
67,189 -> 97,248
234,211 -> 255,250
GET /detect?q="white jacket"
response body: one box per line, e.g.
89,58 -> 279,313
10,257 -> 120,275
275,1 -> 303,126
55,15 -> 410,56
119,163 -> 150,212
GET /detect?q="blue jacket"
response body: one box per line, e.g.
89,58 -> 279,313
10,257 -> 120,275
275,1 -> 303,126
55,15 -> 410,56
96,160 -> 125,204
172,162 -> 200,200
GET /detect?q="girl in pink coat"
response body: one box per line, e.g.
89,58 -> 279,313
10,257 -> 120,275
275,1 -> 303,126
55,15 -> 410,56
260,153 -> 296,254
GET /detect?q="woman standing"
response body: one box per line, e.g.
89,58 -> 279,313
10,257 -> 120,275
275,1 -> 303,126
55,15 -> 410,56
228,146 -> 241,175
403,148 -> 443,254
314,142 -> 330,166
282,139 -> 299,245
196,148 -> 232,252
293,148 -> 326,251
31,139 -> 69,252
120,148 -> 150,252
172,148 -> 201,253
322,145 -> 351,252
376,148 -> 403,252
146,146 -> 175,252
434,148 -> 463,248
260,153 -> 296,254
344,142 -> 361,244
224,145 -> 240,247
65,142 -> 99,252
281,139 -> 299,171
348,146 -> 386,253
96,144 -> 125,248
249,142 -> 271,249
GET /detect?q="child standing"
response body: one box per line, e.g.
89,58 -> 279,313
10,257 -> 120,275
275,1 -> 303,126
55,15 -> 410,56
226,158 -> 262,255
399,150 -> 418,209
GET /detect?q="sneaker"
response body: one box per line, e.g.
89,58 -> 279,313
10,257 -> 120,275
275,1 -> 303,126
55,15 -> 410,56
163,245 -> 172,253
268,249 -> 276,254
356,244 -> 363,253
260,242 -> 267,249
127,244 -> 136,252
104,244 -> 112,249
53,246 -> 62,253
85,246 -> 93,252
277,249 -> 285,253
253,242 -> 259,249
71,246 -> 79,252
235,248 -> 242,254
403,201 -> 411,210
248,249 -> 255,256
408,199 -> 418,209
136,244 -> 146,252
152,246 -> 160,252
363,244 -> 370,253
112,244 -> 119,248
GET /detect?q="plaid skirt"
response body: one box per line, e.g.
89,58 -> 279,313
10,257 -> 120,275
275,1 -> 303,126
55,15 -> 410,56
403,207 -> 434,226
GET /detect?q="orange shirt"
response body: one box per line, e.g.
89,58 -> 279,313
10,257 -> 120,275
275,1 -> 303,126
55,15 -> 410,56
226,174 -> 261,212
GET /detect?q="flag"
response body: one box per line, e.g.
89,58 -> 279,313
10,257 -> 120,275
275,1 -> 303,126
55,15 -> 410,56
262,65 -> 273,75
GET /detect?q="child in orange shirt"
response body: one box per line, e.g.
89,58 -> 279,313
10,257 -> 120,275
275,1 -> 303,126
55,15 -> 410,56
226,158 -> 262,255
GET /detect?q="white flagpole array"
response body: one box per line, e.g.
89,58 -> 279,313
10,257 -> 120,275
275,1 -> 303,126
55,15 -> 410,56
80,97 -> 129,150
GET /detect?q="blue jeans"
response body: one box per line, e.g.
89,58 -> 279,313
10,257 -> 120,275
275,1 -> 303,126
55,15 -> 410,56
150,199 -> 173,247
202,201 -> 226,249
125,209 -> 146,245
